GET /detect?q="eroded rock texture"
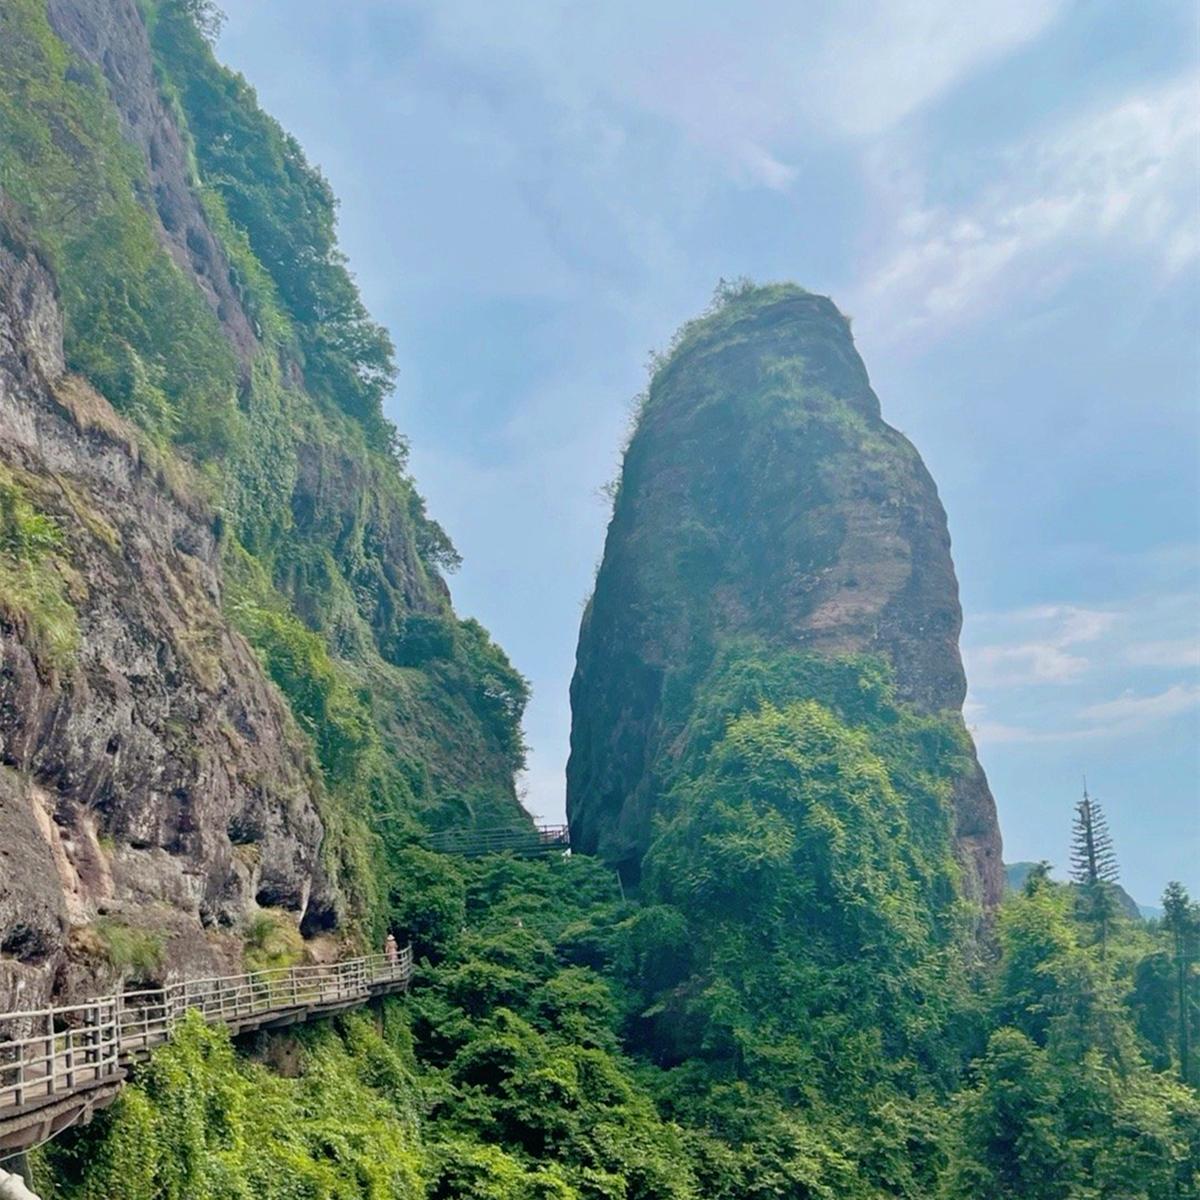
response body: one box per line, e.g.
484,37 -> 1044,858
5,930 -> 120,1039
0,223 -> 333,1012
567,286 -> 1003,906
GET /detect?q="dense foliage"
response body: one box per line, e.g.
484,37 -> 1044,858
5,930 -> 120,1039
147,0 -> 400,449
34,640 -> 1200,1197
38,852 -> 1200,1198
7,3 -> 1196,1196
0,0 -> 237,449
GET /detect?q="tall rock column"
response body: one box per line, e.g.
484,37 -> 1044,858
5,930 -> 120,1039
567,284 -> 1003,905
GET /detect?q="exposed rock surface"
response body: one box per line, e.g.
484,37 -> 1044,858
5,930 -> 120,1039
568,286 -> 1003,905
0,221 -> 332,1011
38,0 -> 523,816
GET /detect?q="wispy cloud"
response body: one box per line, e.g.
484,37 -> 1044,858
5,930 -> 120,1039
412,0 -> 1068,182
967,604 -> 1118,687
971,683 -> 1200,746
1080,683 -> 1200,726
805,0 -> 1066,138
855,77 -> 1200,341
1124,638 -> 1200,669
966,590 -> 1200,747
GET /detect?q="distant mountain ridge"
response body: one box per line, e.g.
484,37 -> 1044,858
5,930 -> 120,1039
1004,860 -> 1152,920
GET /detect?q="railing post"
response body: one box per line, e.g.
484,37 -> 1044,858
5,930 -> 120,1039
43,1031 -> 54,1097
65,1027 -> 75,1091
85,1005 -> 96,1072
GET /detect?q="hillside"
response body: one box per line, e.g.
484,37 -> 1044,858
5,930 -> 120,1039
1,4 -> 1196,1198
0,0 -> 528,1008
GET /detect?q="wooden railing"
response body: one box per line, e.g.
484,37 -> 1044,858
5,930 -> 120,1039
0,947 -> 412,1126
425,823 -> 570,858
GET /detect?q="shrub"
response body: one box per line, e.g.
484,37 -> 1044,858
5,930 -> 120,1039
242,909 -> 305,973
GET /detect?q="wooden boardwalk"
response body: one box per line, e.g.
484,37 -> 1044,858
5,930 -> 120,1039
425,823 -> 570,858
0,948 -> 412,1157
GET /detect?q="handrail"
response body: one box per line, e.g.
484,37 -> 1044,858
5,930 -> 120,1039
0,945 -> 412,1122
425,823 -> 570,857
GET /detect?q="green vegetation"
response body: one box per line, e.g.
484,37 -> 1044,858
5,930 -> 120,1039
0,465 -> 79,668
38,646 -> 1200,1198
2,0 -> 527,929
0,0 -> 237,450
8,4 -> 1197,1196
147,0 -> 398,449
37,1010 -> 424,1200
40,850 -> 1200,1198
91,920 -> 166,979
946,874 -> 1200,1197
1070,788 -> 1122,958
242,909 -> 306,973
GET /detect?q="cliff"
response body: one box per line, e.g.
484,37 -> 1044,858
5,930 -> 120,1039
567,283 -> 1003,905
0,219 -> 329,1011
0,0 -> 527,1009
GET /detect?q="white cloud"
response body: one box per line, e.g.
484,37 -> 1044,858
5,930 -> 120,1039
1125,638 -> 1200,669
969,683 -> 1200,746
1079,683 -> 1200,725
971,718 -> 1085,746
854,77 -> 1200,340
966,590 -> 1200,747
805,0 -> 1066,138
408,0 -> 1068,183
967,604 -> 1117,687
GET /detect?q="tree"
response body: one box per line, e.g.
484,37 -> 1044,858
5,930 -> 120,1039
948,1028 -> 1071,1200
1162,881 -> 1198,1085
1023,861 -> 1054,895
1070,785 -> 1120,958
1070,785 -> 1119,886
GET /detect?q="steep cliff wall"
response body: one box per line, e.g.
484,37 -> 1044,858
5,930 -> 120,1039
0,221 -> 330,1012
568,284 -> 1003,905
0,0 -> 528,1007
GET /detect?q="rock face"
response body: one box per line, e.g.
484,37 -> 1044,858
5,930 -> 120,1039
0,0 -> 528,1012
567,285 -> 1003,906
0,222 -> 333,1014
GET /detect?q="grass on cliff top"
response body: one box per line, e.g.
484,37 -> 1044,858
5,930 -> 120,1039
646,278 -> 820,385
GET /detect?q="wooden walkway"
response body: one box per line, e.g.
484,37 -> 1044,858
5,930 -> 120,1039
425,823 -> 570,858
0,947 -> 412,1157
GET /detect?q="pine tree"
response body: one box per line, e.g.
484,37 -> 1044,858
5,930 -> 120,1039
1070,785 -> 1119,886
1070,784 -> 1120,958
1162,881 -> 1198,1085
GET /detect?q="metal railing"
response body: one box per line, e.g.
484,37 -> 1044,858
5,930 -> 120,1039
0,946 -> 412,1120
425,823 -> 570,858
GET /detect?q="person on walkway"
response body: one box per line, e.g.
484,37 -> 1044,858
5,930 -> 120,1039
384,933 -> 398,965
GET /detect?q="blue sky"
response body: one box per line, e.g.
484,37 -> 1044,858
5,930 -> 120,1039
216,0 -> 1199,904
